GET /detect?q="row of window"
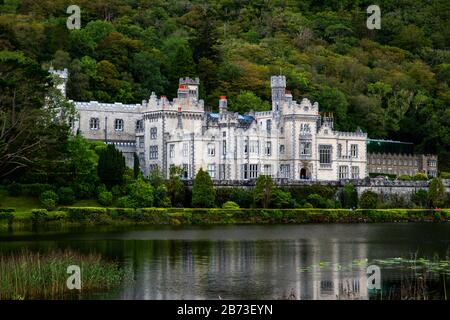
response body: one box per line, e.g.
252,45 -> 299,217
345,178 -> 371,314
337,144 -> 358,158
88,118 -> 155,137
427,160 -> 437,167
166,141 -> 360,161
152,162 -> 361,180
338,166 -> 360,179
371,168 -> 417,175
169,143 -> 189,158
369,158 -> 418,166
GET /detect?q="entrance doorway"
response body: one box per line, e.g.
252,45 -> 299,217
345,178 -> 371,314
300,167 -> 310,180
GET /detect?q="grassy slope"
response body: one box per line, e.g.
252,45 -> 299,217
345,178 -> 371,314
0,189 -> 104,218
0,189 -> 41,218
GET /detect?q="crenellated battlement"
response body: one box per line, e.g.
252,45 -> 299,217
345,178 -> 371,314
74,101 -> 142,111
179,77 -> 200,86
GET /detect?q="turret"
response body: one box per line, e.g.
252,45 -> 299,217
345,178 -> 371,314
177,77 -> 200,100
271,75 -> 286,110
219,96 -> 227,112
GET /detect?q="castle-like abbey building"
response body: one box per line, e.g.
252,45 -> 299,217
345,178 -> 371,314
52,68 -> 368,181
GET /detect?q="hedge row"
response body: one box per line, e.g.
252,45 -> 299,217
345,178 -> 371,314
1,207 -> 445,226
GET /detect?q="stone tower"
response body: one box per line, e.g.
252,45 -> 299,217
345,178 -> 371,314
177,77 -> 200,100
219,96 -> 227,112
271,75 -> 286,110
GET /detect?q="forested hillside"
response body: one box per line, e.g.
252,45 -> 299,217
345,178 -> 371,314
1,0 -> 449,171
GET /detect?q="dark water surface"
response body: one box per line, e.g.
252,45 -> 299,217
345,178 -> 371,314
0,223 -> 449,300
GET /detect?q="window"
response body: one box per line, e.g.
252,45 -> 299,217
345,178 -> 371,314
249,164 -> 259,178
208,164 -> 216,179
265,142 -> 272,156
351,166 -> 360,179
280,127 -> 284,134
182,164 -> 189,179
300,123 -> 310,133
242,164 -> 248,180
319,145 -> 332,167
208,143 -> 215,157
136,120 -> 143,131
280,145 -> 285,154
263,164 -> 272,176
148,164 -> 158,173
300,141 -> 311,156
139,152 -> 145,164
150,127 -> 157,139
242,164 -> 259,180
337,143 -> 342,158
139,137 -> 144,148
339,166 -> 349,179
169,144 -> 175,158
280,164 -> 290,178
249,141 -> 259,154
243,140 -> 248,155
223,131 -> 226,137
90,117 -> 99,130
114,119 -> 124,131
222,140 -> 226,156
182,143 -> 188,157
149,146 -> 158,159
266,120 -> 272,132
69,118 -> 75,128
350,144 -> 358,158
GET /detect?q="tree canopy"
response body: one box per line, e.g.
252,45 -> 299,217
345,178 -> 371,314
1,0 -> 449,172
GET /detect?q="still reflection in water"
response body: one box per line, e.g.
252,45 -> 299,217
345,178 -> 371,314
0,223 -> 449,300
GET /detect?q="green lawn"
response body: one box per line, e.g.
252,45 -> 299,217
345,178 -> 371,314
0,189 -> 41,218
0,189 -> 104,218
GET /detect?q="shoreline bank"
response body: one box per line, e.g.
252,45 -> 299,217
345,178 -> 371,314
0,208 -> 448,229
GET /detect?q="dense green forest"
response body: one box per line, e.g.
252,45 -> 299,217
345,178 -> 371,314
0,0 -> 449,176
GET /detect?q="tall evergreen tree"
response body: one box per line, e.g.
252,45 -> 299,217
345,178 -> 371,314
428,177 -> 446,208
253,175 -> 274,208
97,144 -> 125,189
166,166 -> 186,207
192,168 -> 215,208
133,152 -> 140,179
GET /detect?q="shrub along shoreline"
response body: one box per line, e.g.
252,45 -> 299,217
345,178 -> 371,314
0,207 -> 449,228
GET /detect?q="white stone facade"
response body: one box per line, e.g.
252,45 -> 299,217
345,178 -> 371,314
60,73 -> 368,181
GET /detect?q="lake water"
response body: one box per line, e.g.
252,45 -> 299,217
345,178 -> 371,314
0,223 -> 449,300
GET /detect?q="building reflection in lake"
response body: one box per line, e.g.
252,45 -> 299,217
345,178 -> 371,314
117,238 -> 372,300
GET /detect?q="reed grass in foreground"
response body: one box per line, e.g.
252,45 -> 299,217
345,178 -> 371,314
0,250 -> 125,300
